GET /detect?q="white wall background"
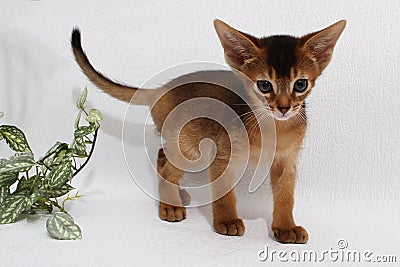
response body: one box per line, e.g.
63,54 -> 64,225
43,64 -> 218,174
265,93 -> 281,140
0,1 -> 399,266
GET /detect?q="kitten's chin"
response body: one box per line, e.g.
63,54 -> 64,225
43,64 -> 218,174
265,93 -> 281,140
273,112 -> 295,121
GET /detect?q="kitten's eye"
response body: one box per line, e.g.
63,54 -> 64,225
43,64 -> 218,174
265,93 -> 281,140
294,79 -> 308,93
256,80 -> 273,94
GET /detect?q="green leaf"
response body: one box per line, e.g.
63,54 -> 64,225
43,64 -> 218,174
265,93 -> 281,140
15,175 -> 42,194
38,142 -> 70,168
0,187 -> 9,206
0,152 -> 36,174
0,192 -> 39,224
85,109 -> 103,123
0,172 -> 18,187
71,137 -> 87,157
77,87 -> 88,109
74,111 -> 82,129
46,212 -> 82,240
0,125 -> 31,152
39,142 -> 68,163
47,160 -> 72,188
46,184 -> 75,198
25,191 -> 39,207
0,194 -> 26,223
51,149 -> 73,167
74,123 -> 98,137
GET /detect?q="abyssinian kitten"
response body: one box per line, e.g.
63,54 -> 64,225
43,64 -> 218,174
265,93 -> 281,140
71,19 -> 346,243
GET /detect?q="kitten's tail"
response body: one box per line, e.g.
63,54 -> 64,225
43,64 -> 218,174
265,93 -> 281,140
71,28 -> 156,105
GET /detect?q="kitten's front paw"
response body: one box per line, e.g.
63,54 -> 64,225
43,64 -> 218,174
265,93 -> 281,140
273,226 -> 308,244
214,218 -> 245,236
159,202 -> 186,222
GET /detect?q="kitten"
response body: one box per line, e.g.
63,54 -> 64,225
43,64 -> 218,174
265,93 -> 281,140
71,19 -> 346,243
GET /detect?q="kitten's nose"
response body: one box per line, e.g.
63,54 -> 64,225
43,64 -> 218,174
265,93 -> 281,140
278,106 -> 290,115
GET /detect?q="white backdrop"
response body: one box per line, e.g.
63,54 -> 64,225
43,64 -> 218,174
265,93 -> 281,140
1,1 -> 399,266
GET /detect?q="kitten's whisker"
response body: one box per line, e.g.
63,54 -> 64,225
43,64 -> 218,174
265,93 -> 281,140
238,109 -> 263,136
232,103 -> 273,113
294,111 -> 307,126
232,107 -> 270,123
246,112 -> 261,135
248,109 -> 269,135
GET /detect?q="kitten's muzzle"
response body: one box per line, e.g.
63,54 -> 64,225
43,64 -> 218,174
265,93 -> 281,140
277,106 -> 290,115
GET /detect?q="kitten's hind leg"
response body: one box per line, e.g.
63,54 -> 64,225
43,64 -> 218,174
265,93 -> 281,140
157,148 -> 187,222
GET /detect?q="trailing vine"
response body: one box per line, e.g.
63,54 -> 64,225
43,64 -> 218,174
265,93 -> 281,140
0,88 -> 102,240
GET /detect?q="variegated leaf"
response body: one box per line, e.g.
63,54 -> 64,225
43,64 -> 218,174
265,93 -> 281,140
76,87 -> 88,109
0,192 -> 39,224
46,212 -> 82,240
74,123 -> 97,137
25,191 -> 39,207
39,142 -> 68,164
0,172 -> 18,187
0,194 -> 26,224
15,175 -> 42,194
72,137 -> 87,157
41,143 -> 71,169
0,152 -> 36,173
0,125 -> 31,152
0,187 -> 9,206
46,184 -> 75,198
85,109 -> 103,123
47,160 -> 72,188
51,149 -> 73,168
74,111 -> 82,129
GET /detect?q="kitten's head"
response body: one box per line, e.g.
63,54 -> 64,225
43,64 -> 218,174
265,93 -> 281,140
214,20 -> 346,121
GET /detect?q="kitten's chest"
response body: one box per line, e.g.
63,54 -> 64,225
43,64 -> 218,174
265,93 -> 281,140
246,119 -> 306,164
274,121 -> 306,159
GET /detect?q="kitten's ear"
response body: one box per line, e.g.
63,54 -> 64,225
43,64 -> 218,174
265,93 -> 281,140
214,19 -> 260,70
301,20 -> 346,71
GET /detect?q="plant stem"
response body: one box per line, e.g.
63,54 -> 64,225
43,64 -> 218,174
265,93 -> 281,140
81,108 -> 89,116
72,156 -> 78,170
73,128 -> 98,178
61,193 -> 82,211
49,199 -> 63,211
